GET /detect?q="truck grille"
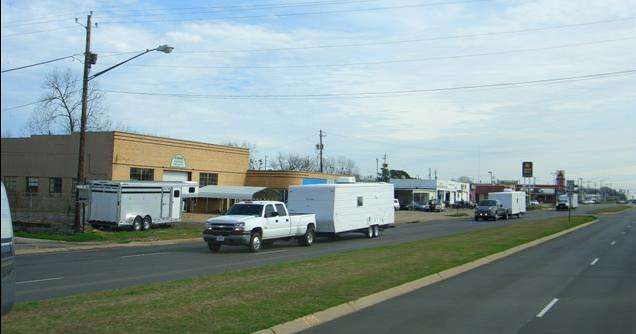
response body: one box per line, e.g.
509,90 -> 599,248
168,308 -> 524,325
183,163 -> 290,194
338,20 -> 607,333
205,224 -> 235,236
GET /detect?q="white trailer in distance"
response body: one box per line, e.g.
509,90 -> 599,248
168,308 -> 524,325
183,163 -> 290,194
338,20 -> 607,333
488,191 -> 526,219
287,181 -> 395,238
88,181 -> 198,231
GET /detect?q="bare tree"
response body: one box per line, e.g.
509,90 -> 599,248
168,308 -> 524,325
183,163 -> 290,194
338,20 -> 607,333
272,153 -> 316,171
26,68 -> 111,135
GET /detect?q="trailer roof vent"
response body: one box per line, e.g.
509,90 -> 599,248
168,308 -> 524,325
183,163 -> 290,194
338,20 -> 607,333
335,176 -> 356,184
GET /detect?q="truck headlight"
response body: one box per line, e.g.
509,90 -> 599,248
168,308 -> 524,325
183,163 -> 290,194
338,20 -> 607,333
234,222 -> 245,231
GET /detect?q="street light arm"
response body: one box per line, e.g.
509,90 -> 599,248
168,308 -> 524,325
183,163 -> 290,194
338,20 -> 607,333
88,48 -> 154,80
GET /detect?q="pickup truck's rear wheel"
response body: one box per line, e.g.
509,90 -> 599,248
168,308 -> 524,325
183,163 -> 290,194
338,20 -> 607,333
249,232 -> 262,252
208,242 -> 221,252
299,226 -> 315,246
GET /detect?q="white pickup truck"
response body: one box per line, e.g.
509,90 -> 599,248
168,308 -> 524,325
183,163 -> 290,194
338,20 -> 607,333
203,201 -> 316,252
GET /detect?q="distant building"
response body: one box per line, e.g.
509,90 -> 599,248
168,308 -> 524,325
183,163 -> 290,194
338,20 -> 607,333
391,179 -> 469,206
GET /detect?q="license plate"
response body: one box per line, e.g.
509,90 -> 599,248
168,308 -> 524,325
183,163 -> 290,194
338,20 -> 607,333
216,236 -> 225,242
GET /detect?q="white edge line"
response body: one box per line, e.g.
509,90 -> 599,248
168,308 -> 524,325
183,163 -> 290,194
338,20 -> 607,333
590,258 -> 599,266
17,277 -> 64,284
610,241 -> 616,246
120,252 -> 171,259
536,298 -> 559,318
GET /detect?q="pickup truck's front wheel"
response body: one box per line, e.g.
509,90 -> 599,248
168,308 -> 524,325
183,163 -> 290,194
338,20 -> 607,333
299,226 -> 315,246
208,242 -> 221,252
249,232 -> 262,252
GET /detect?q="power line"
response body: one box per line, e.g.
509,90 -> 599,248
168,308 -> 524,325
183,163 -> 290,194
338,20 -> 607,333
1,54 -> 81,73
0,100 -> 44,111
96,0 -> 492,24
94,36 -> 636,70
0,26 -> 77,38
94,69 -> 636,99
163,17 -> 636,54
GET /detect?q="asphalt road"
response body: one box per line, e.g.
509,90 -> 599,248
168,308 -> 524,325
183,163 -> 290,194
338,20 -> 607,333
13,205 -> 614,303
302,208 -> 635,334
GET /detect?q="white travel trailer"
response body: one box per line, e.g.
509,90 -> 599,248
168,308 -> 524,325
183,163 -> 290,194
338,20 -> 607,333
488,191 -> 526,218
287,182 -> 395,238
88,181 -> 198,231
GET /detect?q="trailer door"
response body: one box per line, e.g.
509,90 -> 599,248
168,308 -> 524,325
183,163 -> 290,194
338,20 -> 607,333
161,187 -> 171,219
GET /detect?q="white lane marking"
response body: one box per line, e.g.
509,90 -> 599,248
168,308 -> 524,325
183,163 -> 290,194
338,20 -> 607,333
590,258 -> 599,266
621,231 -> 626,235
17,277 -> 64,285
253,250 -> 289,255
120,252 -> 171,259
611,241 -> 616,246
537,298 -> 559,318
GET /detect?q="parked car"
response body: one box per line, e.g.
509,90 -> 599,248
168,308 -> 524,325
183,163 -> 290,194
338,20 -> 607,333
581,199 -> 596,204
617,199 -> 628,204
393,198 -> 400,210
474,199 -> 507,221
406,201 -> 428,211
529,200 -> 540,206
204,201 -> 317,252
427,200 -> 444,212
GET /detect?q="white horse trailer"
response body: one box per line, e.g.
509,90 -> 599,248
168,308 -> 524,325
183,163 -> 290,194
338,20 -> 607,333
488,191 -> 526,218
88,181 -> 198,231
287,182 -> 395,238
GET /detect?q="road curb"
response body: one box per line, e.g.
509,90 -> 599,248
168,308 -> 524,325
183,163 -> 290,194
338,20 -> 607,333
15,237 -> 201,255
256,218 -> 599,334
591,207 -> 633,215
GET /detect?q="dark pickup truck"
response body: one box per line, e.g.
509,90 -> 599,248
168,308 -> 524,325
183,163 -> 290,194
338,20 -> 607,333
474,199 -> 507,221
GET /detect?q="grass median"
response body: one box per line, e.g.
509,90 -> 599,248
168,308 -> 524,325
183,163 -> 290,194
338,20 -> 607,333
15,222 -> 204,243
588,205 -> 632,214
2,215 -> 595,334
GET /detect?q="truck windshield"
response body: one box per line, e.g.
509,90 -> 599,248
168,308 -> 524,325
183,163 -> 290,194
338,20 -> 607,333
227,204 -> 263,216
479,200 -> 497,206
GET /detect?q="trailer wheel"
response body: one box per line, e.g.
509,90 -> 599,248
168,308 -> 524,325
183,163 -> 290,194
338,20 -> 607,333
208,242 -> 221,252
372,225 -> 380,238
132,216 -> 143,231
248,232 -> 262,253
142,216 -> 152,230
366,226 -> 374,238
300,226 -> 315,246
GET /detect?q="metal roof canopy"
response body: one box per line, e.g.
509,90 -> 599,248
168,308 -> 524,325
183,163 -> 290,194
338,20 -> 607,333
189,185 -> 266,200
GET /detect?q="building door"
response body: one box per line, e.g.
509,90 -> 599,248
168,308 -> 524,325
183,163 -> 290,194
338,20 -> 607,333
163,170 -> 189,181
161,188 -> 171,219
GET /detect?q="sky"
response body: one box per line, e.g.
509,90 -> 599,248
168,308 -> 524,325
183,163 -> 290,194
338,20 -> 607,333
1,0 -> 635,196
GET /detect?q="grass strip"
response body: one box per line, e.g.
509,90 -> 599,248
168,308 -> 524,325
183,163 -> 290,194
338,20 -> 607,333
588,205 -> 632,214
2,215 -> 595,334
14,222 -> 204,243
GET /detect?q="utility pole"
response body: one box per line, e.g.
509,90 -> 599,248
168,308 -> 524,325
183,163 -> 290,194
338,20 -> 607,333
376,158 -> 379,181
74,12 -> 93,233
316,130 -> 325,173
428,168 -> 432,180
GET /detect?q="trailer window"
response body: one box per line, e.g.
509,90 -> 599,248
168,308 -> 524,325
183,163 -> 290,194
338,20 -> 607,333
357,196 -> 364,207
173,190 -> 180,198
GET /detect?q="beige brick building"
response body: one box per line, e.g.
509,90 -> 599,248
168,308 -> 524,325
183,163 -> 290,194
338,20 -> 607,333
1,131 -> 249,211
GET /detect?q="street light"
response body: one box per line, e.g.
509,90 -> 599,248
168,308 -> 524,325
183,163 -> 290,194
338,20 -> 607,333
74,44 -> 173,232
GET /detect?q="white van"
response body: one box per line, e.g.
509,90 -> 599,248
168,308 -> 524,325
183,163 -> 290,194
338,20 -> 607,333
1,183 -> 15,315
88,181 -> 198,231
287,182 -> 395,238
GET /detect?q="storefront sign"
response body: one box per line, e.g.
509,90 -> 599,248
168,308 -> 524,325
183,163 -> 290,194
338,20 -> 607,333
171,154 -> 186,168
522,161 -> 533,177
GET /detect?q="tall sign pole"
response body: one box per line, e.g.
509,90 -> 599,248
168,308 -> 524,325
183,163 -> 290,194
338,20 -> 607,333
74,12 -> 92,233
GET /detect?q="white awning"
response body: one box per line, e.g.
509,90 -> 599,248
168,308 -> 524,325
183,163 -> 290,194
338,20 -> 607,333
189,185 -> 267,200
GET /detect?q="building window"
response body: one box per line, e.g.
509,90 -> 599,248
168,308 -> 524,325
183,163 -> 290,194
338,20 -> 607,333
130,168 -> 154,181
26,177 -> 39,193
49,177 -> 62,193
199,172 -> 218,187
3,177 -> 17,191
357,196 -> 364,207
